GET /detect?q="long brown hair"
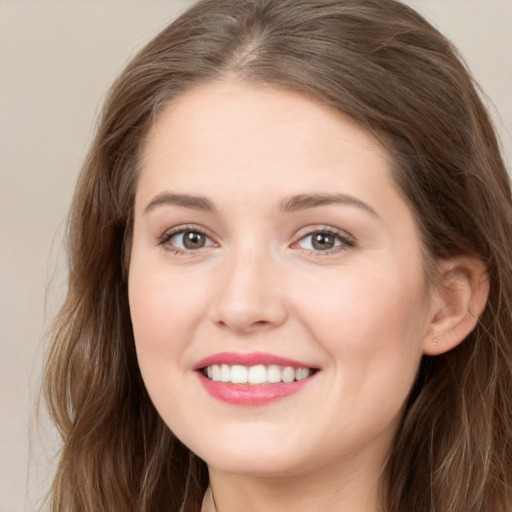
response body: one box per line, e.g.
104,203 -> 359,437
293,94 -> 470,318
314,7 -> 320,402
43,1 -> 512,510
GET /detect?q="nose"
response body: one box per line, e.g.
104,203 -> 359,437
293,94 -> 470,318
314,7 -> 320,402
211,249 -> 288,335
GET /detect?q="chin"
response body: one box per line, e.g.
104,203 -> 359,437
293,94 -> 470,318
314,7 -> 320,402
203,450 -> 307,478
183,425 -> 312,477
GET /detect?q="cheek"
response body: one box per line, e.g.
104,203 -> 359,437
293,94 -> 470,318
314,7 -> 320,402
301,267 -> 426,341
128,264 -> 211,435
128,263 -> 208,371
297,267 -> 427,396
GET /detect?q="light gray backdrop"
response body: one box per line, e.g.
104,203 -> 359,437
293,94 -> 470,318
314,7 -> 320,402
0,1 -> 510,511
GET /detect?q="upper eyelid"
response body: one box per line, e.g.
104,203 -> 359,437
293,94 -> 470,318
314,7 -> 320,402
292,225 -> 355,243
157,224 -> 217,246
161,224 -> 213,237
156,223 -> 356,247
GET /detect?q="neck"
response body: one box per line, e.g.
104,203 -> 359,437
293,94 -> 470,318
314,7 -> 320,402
201,459 -> 387,512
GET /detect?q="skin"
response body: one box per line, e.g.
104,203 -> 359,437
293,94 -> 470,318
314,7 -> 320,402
128,80 -> 488,512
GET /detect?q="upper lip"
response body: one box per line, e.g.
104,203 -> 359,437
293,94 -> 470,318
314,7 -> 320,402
193,351 -> 318,370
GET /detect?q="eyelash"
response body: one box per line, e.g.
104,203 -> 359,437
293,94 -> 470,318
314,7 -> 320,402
157,225 -> 214,255
156,225 -> 356,255
293,227 -> 356,255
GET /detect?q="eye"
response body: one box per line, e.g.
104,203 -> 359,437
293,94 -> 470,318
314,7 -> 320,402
173,230 -> 209,250
158,227 -> 216,253
295,228 -> 354,253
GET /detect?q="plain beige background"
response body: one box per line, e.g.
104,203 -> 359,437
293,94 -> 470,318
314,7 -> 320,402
0,1 -> 510,511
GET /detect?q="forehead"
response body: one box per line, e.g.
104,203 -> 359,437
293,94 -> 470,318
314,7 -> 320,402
145,80 -> 386,151
137,80 -> 396,206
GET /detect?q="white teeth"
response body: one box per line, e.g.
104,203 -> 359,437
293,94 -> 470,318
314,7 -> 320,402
230,365 -> 248,384
204,364 -> 313,384
220,364 -> 230,383
267,364 -> 281,383
212,365 -> 221,381
248,364 -> 266,384
295,368 -> 310,381
282,366 -> 295,383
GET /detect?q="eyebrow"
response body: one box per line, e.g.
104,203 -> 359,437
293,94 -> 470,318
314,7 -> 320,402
143,191 -> 378,217
143,192 -> 216,214
279,193 -> 379,217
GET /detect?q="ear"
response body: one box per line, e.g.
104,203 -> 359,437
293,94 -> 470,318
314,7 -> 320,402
422,257 -> 489,356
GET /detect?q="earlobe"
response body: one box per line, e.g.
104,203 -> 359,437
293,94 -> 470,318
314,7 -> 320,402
422,257 -> 489,356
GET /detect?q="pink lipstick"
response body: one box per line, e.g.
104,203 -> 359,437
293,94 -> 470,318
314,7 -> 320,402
194,352 -> 318,405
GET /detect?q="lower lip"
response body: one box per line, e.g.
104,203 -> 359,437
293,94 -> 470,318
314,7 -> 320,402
197,373 -> 314,405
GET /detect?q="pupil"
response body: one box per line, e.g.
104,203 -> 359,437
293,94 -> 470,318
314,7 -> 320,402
312,233 -> 334,250
183,231 -> 205,249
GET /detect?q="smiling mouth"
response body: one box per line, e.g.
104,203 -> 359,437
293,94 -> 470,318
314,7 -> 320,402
201,364 -> 317,385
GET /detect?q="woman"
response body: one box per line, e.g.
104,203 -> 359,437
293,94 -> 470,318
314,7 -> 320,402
43,0 -> 512,511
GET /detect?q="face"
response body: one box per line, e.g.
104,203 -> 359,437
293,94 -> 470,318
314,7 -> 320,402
129,80 -> 434,480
